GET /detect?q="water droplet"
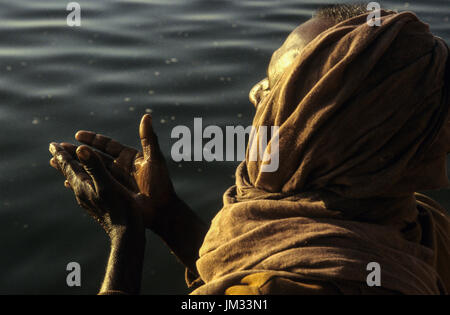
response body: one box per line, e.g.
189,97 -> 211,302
160,118 -> 166,124
145,108 -> 153,113
124,97 -> 131,102
6,66 -> 12,71
32,118 -> 39,125
148,90 -> 155,95
129,106 -> 135,111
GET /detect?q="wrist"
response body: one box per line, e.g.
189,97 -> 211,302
109,224 -> 146,246
102,226 -> 146,295
150,195 -> 185,237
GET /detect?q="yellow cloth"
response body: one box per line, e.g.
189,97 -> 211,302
191,11 -> 450,295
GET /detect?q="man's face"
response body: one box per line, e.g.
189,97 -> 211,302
249,17 -> 335,107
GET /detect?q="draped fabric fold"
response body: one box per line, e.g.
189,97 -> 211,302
192,11 -> 450,295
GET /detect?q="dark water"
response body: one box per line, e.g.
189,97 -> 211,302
0,0 -> 449,294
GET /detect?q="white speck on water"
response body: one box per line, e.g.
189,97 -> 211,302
197,168 -> 202,173
23,224 -> 29,229
178,164 -> 182,168
6,65 -> 12,71
171,58 -> 178,63
124,97 -> 131,102
44,116 -> 49,121
404,2 -> 410,8
89,111 -> 95,116
145,108 -> 153,113
237,113 -> 243,118
154,71 -> 160,76
160,118 -> 166,124
129,106 -> 135,111
170,116 -> 175,121
32,118 -> 39,125
148,90 -> 155,95
20,61 -> 27,66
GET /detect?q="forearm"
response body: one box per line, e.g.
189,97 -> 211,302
152,197 -> 208,276
99,228 -> 146,295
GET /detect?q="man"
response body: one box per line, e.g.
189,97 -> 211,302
49,4 -> 450,294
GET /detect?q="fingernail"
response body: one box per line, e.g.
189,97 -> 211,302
49,143 -> 57,154
77,147 -> 90,161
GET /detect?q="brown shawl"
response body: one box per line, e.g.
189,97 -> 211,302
191,11 -> 450,295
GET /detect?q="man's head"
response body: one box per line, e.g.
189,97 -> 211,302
249,3 -> 368,107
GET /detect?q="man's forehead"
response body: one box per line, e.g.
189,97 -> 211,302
267,17 -> 334,88
286,17 -> 335,46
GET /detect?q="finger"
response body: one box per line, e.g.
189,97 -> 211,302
60,142 -> 78,157
61,141 -> 116,169
75,131 -> 137,158
64,180 -> 72,189
76,145 -> 111,193
49,157 -> 59,170
60,141 -> 131,189
49,143 -> 91,184
139,114 -> 160,161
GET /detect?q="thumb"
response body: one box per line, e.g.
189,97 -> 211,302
76,145 -> 110,191
139,114 -> 159,161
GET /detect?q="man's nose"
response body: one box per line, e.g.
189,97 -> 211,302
249,78 -> 269,108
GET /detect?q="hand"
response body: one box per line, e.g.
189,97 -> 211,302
50,114 -> 207,274
49,142 -> 144,241
63,114 -> 177,231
